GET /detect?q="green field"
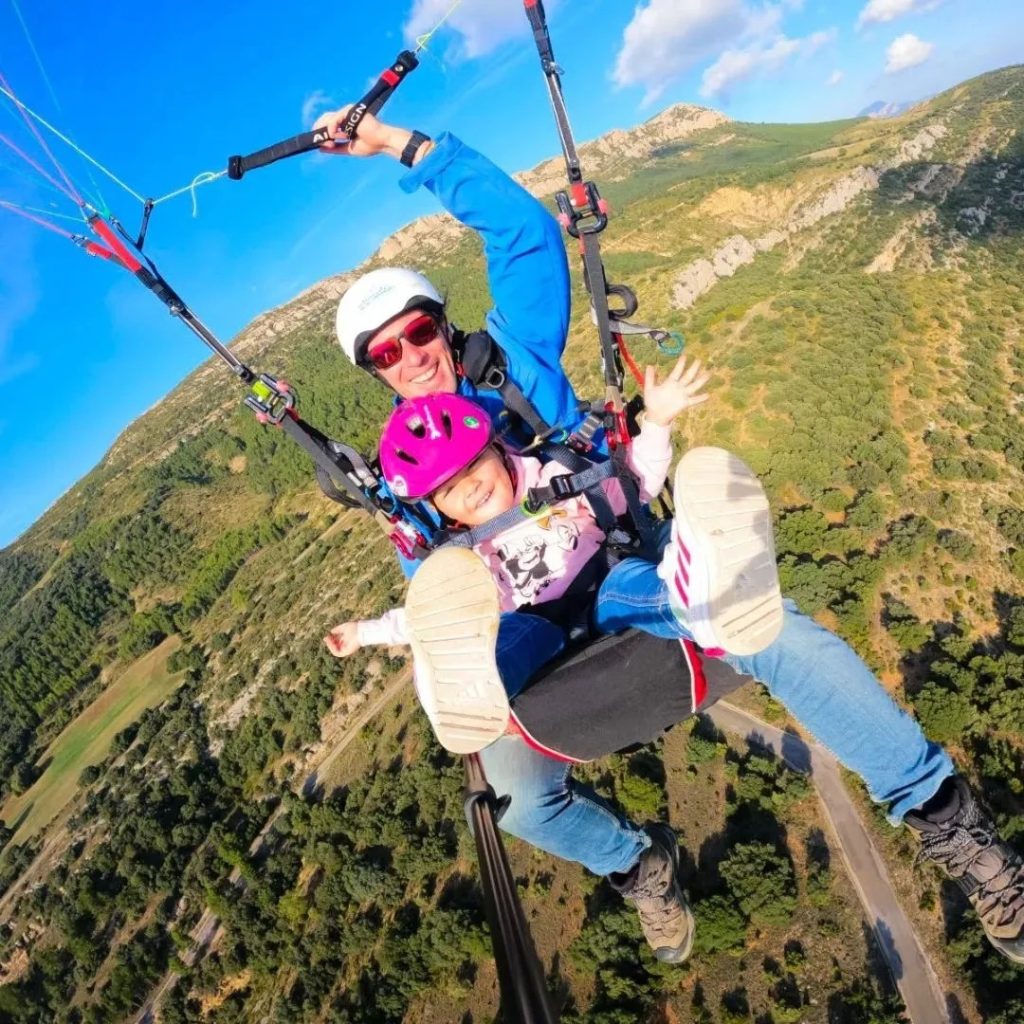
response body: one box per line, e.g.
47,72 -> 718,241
1,637 -> 186,846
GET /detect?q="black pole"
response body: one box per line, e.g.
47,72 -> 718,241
463,753 -> 559,1023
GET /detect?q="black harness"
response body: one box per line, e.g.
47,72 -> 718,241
450,329 -> 657,559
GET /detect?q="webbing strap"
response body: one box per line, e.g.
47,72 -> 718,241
526,460 -> 617,510
437,460 -> 619,551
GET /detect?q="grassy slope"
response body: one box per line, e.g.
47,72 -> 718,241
1,636 -> 185,846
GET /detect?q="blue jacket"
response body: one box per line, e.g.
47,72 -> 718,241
392,133 -> 596,577
400,132 -> 584,437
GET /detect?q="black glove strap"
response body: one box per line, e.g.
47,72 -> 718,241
401,130 -> 431,168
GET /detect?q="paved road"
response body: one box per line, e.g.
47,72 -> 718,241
707,702 -> 950,1024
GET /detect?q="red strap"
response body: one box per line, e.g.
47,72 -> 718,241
88,215 -> 142,273
381,68 -> 400,87
614,331 -> 645,389
83,241 -> 121,262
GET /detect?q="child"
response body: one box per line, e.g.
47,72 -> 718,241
325,354 -> 784,754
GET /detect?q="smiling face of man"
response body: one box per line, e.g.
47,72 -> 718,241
365,309 -> 458,399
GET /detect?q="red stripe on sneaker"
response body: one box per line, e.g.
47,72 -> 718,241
675,548 -> 690,586
674,570 -> 689,607
676,534 -> 691,564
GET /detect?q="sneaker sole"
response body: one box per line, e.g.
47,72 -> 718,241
645,823 -> 695,964
670,446 -> 783,656
405,548 -> 510,754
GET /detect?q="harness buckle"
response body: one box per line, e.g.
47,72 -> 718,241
483,365 -> 507,389
554,180 -> 608,238
546,473 -> 577,502
389,520 -> 428,560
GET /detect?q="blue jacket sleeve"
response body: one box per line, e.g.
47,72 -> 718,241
400,133 -> 571,378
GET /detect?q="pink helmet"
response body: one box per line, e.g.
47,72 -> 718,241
380,394 -> 494,499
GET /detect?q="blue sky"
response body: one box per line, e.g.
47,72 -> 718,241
0,0 -> 1020,547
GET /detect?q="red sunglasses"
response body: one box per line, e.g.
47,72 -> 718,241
364,313 -> 443,371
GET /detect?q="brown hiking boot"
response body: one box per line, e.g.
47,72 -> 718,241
905,777 -> 1024,964
609,823 -> 694,963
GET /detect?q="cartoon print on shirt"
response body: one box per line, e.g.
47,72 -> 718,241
495,511 -> 584,601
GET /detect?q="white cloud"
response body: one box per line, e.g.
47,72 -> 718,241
614,1 -> 836,104
403,0 -> 560,61
885,33 -> 934,73
700,28 -> 836,97
300,89 -> 336,127
826,69 -> 844,86
613,0 -> 749,103
857,0 -> 941,29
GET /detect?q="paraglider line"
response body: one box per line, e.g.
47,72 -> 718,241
0,129 -> 80,205
413,0 -> 464,53
8,0 -> 64,113
0,198 -> 75,237
150,169 -> 228,214
0,77 -> 144,204
0,69 -> 83,205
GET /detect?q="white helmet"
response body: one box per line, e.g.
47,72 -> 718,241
336,267 -> 444,366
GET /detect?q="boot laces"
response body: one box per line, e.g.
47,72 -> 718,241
918,823 -> 1024,926
628,873 -> 684,940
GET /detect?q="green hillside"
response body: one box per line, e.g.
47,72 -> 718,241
1,66 -> 1023,1023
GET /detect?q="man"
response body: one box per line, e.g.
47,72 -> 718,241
315,106 -> 1024,966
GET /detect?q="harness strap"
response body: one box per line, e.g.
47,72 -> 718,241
523,460 -> 617,512
434,458 -> 646,557
458,330 -> 622,534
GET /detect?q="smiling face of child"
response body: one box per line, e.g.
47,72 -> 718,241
431,447 -> 516,526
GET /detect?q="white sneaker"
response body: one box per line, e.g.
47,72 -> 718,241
405,547 -> 510,754
661,446 -> 783,656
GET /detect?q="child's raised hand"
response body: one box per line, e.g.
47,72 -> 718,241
324,622 -> 361,658
642,354 -> 711,427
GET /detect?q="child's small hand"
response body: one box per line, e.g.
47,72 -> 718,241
324,622 -> 361,658
643,354 -> 711,427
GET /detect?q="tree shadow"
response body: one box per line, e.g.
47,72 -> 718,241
872,917 -> 904,982
438,871 -> 483,912
805,827 -> 831,872
547,950 -> 575,1016
826,921 -> 906,1023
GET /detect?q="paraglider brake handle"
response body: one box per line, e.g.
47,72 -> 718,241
555,181 -> 608,237
244,374 -> 296,425
226,49 -> 419,180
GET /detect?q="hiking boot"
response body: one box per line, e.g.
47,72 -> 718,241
661,447 -> 783,656
905,777 -> 1024,964
609,823 -> 694,963
405,547 -> 510,755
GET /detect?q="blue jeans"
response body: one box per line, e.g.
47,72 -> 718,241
481,549 -> 954,878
